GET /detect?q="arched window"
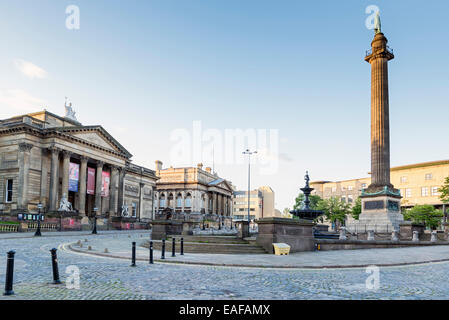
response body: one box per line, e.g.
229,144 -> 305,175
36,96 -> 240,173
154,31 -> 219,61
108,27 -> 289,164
201,194 -> 206,209
168,193 -> 174,208
176,194 -> 182,207
185,193 -> 192,208
159,194 -> 166,208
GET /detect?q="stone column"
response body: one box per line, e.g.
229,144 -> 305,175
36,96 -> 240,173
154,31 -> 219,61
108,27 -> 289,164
181,191 -> 185,213
139,182 -> 144,220
78,156 -> 88,215
117,167 -> 125,214
48,146 -> 60,211
39,148 -> 49,207
61,151 -> 72,200
109,166 -> 119,216
17,143 -> 33,210
95,161 -> 104,214
212,192 -> 217,214
365,32 -> 394,190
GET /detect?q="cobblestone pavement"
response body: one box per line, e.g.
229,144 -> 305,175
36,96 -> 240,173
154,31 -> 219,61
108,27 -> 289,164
0,230 -> 448,300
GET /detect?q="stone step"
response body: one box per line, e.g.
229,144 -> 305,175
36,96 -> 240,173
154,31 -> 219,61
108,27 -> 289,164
144,240 -> 267,254
166,235 -> 249,244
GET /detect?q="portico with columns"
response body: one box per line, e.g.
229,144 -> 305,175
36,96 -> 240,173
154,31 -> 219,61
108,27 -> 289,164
0,110 -> 158,230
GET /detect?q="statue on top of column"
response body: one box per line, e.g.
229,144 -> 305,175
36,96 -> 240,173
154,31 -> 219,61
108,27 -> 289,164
374,11 -> 381,34
64,97 -> 78,121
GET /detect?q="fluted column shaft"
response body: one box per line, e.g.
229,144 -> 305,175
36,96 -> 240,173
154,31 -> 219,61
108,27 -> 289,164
78,156 -> 88,215
61,151 -> 71,199
95,161 -> 104,214
49,147 -> 60,211
109,166 -> 119,216
17,143 -> 33,210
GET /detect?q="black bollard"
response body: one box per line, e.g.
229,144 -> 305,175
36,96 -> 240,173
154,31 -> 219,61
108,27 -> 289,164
4,250 -> 15,296
50,248 -> 62,284
180,238 -> 184,255
172,237 -> 176,257
149,241 -> 154,264
161,239 -> 165,259
131,242 -> 136,267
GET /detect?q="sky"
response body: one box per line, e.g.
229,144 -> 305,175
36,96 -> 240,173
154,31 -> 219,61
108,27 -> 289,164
0,0 -> 448,211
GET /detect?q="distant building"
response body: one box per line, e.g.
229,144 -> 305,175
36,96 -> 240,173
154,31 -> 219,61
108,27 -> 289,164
311,159 -> 449,210
232,186 -> 280,221
154,161 -> 233,216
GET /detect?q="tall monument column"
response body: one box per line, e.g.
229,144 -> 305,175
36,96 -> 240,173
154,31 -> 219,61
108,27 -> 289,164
348,14 -> 403,233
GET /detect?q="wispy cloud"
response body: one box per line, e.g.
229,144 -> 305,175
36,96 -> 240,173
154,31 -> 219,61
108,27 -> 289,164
13,59 -> 48,79
0,89 -> 47,116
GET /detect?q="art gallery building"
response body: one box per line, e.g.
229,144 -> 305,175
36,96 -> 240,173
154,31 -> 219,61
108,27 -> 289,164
0,110 -> 158,230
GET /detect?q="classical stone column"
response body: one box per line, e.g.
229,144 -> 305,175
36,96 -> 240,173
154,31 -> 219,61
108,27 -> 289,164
95,161 -> 104,214
365,32 -> 394,191
39,148 -> 49,207
61,151 -> 72,200
48,146 -> 60,211
117,167 -> 125,214
212,192 -> 217,214
17,143 -> 33,210
109,166 -> 119,216
78,156 -> 88,215
139,182 -> 144,220
181,191 -> 185,213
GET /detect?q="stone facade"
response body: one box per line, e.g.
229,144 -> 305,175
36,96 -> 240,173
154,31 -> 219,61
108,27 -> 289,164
153,161 -> 233,217
0,111 -> 158,228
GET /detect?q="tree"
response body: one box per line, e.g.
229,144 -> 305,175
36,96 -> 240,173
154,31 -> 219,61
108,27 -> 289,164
293,194 -> 322,210
403,205 -> 443,230
351,197 -> 362,220
438,176 -> 449,204
316,197 -> 350,227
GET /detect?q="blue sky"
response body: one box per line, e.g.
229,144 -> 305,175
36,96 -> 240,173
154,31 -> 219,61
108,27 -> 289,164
0,0 -> 448,210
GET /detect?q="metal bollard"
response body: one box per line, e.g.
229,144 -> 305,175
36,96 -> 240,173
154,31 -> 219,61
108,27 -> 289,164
4,251 -> 15,296
161,239 -> 165,259
149,241 -> 154,264
50,248 -> 62,284
180,238 -> 184,255
172,238 -> 176,257
131,242 -> 136,267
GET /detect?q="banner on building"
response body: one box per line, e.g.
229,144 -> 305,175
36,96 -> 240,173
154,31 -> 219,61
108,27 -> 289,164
68,162 -> 80,192
87,167 -> 96,195
101,171 -> 110,197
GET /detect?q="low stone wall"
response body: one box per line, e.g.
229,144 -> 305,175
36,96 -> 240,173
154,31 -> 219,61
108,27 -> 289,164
316,239 -> 449,251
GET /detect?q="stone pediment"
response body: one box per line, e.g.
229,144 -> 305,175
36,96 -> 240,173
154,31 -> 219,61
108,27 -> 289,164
55,126 -> 132,158
208,178 -> 233,192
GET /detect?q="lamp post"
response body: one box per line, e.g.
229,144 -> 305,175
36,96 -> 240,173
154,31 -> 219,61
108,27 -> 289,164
243,149 -> 257,236
34,203 -> 43,237
92,207 -> 98,234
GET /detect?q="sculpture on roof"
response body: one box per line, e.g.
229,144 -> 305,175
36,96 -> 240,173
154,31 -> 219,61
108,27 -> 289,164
374,11 -> 381,34
64,97 -> 78,121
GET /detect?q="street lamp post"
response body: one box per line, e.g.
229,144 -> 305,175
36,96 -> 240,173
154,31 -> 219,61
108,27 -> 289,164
92,207 -> 98,234
34,203 -> 43,237
243,149 -> 257,237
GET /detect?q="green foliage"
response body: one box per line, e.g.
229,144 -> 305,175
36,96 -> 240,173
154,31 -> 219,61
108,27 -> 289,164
315,197 -> 350,224
293,194 -> 322,210
403,204 -> 443,229
351,197 -> 362,220
438,176 -> 449,204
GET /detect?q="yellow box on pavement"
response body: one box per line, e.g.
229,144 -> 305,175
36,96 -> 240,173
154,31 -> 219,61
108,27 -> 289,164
273,243 -> 290,255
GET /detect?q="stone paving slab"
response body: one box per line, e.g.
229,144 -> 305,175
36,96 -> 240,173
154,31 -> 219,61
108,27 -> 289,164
65,235 -> 449,269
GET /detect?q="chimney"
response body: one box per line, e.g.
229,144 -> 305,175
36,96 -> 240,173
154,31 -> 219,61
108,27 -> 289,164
155,160 -> 163,171
205,167 -> 212,173
197,163 -> 203,170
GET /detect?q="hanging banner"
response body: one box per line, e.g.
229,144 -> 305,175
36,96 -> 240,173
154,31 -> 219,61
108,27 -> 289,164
87,167 -> 96,195
101,171 -> 110,197
68,162 -> 80,192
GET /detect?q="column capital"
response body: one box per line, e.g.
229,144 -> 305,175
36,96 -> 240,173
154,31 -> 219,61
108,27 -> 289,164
62,150 -> 72,159
48,145 -> 60,155
96,160 -> 104,168
140,182 -> 145,188
18,142 -> 33,152
80,155 -> 89,163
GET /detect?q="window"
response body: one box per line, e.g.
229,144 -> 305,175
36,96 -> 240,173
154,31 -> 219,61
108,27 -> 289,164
176,195 -> 182,207
405,189 -> 412,198
341,187 -> 346,191
131,203 -> 137,217
400,176 -> 407,183
348,186 -> 354,191
361,183 -> 367,189
5,179 -> 13,202
421,187 -> 429,197
159,195 -> 166,207
348,195 -> 353,203
341,197 -> 346,203
431,187 -> 439,196
331,187 -> 337,192
425,173 -> 433,180
185,194 -> 192,207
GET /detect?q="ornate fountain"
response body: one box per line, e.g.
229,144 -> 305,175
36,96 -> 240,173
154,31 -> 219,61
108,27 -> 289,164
290,171 -> 323,220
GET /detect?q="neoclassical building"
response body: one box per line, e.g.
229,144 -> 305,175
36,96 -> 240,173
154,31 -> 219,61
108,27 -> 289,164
154,161 -> 233,216
0,110 -> 158,228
